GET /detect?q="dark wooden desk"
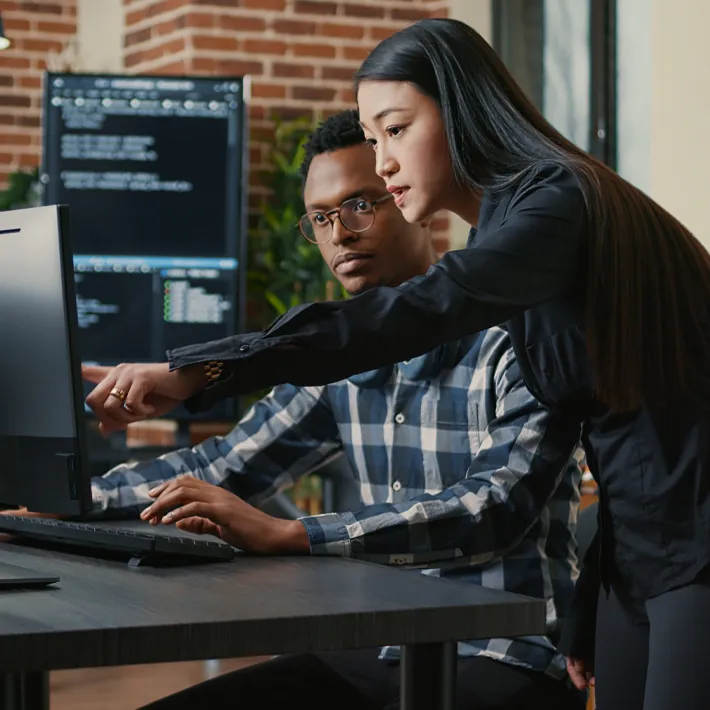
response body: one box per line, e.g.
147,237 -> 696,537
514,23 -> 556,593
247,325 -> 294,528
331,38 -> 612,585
0,541 -> 546,710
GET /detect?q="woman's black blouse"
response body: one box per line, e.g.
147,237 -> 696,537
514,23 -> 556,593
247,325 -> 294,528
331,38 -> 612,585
170,165 -> 710,608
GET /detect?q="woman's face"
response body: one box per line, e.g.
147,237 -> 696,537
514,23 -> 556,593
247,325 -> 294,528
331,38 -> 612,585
357,80 -> 456,224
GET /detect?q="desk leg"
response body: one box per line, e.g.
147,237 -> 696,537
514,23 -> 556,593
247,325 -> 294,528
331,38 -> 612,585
400,641 -> 456,710
1,671 -> 50,710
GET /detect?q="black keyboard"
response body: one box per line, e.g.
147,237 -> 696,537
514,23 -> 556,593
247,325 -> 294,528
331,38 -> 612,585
0,515 -> 235,566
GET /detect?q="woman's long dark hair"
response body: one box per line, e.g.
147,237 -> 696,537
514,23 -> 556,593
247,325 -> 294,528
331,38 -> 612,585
355,18 -> 710,412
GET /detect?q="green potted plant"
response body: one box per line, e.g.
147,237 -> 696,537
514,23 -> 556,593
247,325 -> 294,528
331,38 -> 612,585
0,167 -> 41,211
247,116 -> 346,512
247,116 -> 344,331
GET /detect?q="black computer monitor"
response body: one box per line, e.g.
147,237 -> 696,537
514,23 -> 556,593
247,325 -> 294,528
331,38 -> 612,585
0,205 -> 92,516
41,72 -> 249,421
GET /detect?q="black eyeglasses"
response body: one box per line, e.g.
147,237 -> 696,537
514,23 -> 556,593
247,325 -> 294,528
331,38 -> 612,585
298,193 -> 394,244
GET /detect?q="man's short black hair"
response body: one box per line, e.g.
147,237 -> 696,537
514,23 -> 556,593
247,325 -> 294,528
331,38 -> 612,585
300,109 -> 365,181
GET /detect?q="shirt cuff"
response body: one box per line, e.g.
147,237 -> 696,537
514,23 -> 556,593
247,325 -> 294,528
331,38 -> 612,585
299,513 -> 353,557
166,336 -> 259,370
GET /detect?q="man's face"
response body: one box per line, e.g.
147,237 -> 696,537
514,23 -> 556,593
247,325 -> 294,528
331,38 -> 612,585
303,143 -> 434,295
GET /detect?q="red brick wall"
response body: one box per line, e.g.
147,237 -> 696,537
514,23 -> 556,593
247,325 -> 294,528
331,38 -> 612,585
0,0 -> 451,247
0,0 -> 77,186
123,0 -> 450,249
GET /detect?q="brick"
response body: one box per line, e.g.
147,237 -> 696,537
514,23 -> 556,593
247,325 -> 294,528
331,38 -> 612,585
146,60 -> 188,75
0,152 -> 14,163
19,76 -> 42,89
292,85 -> 336,102
217,60 -> 263,76
18,152 -> 40,166
4,17 -> 31,31
317,22 -> 365,39
273,62 -> 315,79
273,19 -> 316,35
243,39 -> 286,55
192,35 -> 239,51
0,115 -> 14,125
125,8 -> 147,26
136,37 -> 185,63
183,12 -> 214,28
0,133 -> 32,145
193,0 -> 242,5
241,0 -> 285,8
343,45 -> 371,61
124,27 -> 152,47
17,115 -> 41,127
368,25 -> 403,41
250,168 -> 275,186
191,57 -> 218,72
269,105 -> 313,121
343,3 -> 385,18
292,43 -> 336,58
0,1 -> 19,10
36,20 -> 76,34
154,18 -> 182,36
18,38 -> 65,52
0,56 -> 30,69
124,50 -> 144,68
339,87 -> 355,102
322,65 -> 357,81
146,0 -> 186,16
391,7 -> 432,21
0,75 -> 12,87
219,14 -> 265,32
294,0 -> 337,14
0,95 -> 31,108
251,119 -> 275,136
21,2 -> 63,14
252,82 -> 286,99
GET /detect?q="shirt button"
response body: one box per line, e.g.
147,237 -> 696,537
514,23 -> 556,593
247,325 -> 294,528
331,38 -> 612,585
394,413 -> 405,424
392,480 -> 402,492
239,343 -> 251,352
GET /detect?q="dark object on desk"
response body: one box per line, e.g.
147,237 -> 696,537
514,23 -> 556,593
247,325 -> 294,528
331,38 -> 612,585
0,561 -> 58,589
0,516 -> 234,567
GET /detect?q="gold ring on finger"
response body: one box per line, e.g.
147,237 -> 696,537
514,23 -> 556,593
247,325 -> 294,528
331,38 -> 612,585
109,387 -> 127,402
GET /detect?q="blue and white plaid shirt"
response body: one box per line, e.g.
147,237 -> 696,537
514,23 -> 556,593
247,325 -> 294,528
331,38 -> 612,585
92,327 -> 584,679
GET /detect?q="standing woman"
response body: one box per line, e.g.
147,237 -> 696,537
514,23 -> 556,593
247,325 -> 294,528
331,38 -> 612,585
85,19 -> 710,709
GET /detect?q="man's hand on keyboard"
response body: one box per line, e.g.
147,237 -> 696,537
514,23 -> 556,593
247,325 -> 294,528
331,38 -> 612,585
139,476 -> 310,555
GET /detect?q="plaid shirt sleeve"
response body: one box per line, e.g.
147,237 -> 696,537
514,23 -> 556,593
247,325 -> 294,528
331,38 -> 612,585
90,384 -> 341,517
301,350 -> 582,562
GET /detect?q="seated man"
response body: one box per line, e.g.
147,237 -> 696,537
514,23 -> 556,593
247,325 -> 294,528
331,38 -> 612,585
87,111 -> 586,710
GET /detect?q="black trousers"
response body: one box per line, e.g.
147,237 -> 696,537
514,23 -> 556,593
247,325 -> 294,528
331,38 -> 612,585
595,579 -> 710,710
140,649 -> 584,709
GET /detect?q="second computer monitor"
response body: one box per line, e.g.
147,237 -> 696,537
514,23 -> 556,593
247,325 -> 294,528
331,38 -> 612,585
42,73 -> 248,420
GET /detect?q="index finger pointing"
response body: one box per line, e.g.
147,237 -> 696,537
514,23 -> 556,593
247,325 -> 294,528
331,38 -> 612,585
82,365 -> 113,385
